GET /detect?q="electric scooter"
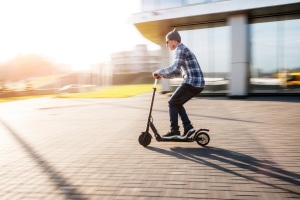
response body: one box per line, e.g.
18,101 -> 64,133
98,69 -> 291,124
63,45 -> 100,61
138,79 -> 210,147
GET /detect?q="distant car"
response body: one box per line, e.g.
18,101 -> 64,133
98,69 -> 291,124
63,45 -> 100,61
287,72 -> 300,86
275,72 -> 300,87
59,84 -> 97,93
59,85 -> 81,93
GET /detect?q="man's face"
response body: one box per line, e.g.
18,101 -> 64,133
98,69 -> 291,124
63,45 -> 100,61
166,40 -> 177,50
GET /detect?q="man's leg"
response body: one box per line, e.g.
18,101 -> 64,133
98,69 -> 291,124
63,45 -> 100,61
168,84 -> 198,130
178,105 -> 191,130
170,84 -> 203,135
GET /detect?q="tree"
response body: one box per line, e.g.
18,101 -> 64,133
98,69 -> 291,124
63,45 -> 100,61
0,54 -> 66,81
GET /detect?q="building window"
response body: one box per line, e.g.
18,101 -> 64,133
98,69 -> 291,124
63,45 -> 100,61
250,14 -> 300,93
141,0 -> 226,11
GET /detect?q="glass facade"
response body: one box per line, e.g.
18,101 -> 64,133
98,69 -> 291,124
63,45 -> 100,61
170,23 -> 230,93
249,14 -> 300,93
137,0 -> 300,95
141,0 -> 225,11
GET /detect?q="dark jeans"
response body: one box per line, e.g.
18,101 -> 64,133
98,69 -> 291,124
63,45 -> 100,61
168,83 -> 203,131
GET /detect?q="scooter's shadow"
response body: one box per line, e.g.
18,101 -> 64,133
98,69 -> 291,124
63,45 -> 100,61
146,146 -> 300,195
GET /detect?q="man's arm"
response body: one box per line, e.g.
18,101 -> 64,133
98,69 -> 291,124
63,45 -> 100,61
153,48 -> 185,79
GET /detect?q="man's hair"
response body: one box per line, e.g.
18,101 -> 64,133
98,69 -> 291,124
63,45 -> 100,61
166,28 -> 181,42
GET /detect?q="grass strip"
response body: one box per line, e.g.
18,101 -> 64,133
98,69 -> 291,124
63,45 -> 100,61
56,84 -> 158,98
0,84 -> 158,103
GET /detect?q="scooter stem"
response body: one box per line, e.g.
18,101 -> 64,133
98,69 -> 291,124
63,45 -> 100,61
146,80 -> 157,133
153,79 -> 158,89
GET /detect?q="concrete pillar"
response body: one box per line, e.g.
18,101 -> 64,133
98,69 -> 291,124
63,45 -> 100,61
160,42 -> 171,92
228,14 -> 248,97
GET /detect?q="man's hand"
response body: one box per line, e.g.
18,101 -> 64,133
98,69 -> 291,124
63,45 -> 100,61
152,73 -> 162,80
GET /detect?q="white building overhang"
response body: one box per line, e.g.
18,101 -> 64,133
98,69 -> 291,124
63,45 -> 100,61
131,0 -> 300,44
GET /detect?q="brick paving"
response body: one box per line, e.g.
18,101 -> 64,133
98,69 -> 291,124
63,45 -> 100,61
0,93 -> 299,200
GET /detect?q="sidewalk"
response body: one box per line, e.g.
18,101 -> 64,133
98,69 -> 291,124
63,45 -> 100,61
0,94 -> 299,199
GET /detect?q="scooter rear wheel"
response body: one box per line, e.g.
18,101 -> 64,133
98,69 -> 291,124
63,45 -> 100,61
194,131 -> 210,146
138,132 -> 152,147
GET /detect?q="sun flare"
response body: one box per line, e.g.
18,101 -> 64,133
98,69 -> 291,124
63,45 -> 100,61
0,0 -> 154,71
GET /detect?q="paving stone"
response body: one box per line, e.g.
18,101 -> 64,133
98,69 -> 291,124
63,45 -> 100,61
0,95 -> 299,199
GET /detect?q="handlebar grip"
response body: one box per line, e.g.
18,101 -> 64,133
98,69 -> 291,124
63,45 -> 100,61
153,79 -> 158,89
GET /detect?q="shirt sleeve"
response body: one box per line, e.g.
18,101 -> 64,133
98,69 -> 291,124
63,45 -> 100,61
154,48 -> 185,79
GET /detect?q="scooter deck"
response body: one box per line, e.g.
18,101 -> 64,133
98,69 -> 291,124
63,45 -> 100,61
155,135 -> 194,142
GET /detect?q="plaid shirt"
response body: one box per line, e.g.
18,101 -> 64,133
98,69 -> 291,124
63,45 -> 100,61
154,43 -> 205,88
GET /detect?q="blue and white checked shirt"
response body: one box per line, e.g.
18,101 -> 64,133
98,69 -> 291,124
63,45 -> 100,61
154,43 -> 205,88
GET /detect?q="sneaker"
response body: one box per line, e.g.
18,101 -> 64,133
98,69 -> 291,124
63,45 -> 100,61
162,130 -> 180,139
182,126 -> 195,139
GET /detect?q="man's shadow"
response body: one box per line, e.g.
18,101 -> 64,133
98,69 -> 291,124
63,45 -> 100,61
147,146 -> 300,196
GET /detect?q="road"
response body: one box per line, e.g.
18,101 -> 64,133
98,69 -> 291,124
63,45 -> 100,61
0,94 -> 299,199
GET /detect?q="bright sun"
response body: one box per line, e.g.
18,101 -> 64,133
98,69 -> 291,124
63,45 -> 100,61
0,0 -> 155,71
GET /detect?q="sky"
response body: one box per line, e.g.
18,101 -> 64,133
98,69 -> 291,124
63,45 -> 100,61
0,0 -> 159,71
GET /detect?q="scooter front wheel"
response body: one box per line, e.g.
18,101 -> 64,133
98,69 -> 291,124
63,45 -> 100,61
194,131 -> 210,146
138,132 -> 152,147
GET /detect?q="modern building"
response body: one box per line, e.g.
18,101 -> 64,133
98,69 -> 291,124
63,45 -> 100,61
111,44 -> 160,73
131,0 -> 300,96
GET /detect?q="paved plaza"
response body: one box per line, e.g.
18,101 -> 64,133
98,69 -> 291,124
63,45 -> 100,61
0,93 -> 299,199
